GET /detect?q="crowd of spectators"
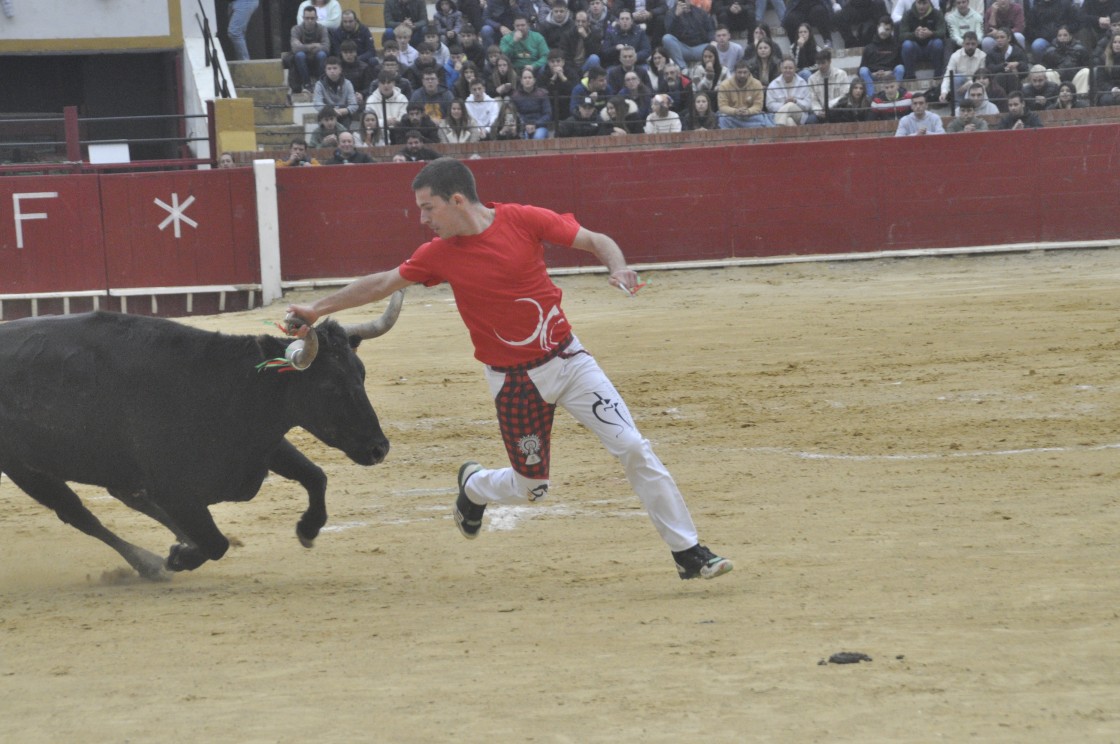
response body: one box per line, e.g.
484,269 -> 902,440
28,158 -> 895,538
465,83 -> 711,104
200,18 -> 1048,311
272,0 -> 1120,162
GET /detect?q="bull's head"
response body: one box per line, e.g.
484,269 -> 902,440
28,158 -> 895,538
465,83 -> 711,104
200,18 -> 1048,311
284,291 -> 404,370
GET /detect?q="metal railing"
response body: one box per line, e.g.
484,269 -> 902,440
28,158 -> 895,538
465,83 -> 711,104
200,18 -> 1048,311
196,0 -> 232,100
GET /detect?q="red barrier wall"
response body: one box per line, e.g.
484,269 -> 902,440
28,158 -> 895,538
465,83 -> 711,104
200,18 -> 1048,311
278,125 -> 1120,278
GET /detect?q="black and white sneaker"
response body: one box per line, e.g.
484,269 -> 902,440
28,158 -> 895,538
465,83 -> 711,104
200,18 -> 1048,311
454,461 -> 485,539
672,544 -> 733,580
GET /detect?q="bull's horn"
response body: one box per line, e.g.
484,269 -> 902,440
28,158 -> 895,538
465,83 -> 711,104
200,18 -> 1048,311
342,290 -> 404,340
284,329 -> 319,370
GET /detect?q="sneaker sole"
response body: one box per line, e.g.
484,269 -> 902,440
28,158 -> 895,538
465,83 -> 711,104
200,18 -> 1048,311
455,461 -> 484,539
700,558 -> 733,579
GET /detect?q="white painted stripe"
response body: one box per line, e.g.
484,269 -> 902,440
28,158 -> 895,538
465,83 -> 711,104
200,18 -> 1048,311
742,442 -> 1120,462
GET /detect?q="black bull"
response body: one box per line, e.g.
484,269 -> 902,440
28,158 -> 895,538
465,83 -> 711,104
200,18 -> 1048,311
0,292 -> 403,580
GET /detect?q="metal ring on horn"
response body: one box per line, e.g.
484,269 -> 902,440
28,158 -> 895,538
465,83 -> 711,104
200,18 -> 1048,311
284,330 -> 319,370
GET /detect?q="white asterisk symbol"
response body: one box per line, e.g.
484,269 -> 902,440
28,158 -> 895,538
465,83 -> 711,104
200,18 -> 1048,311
154,193 -> 198,238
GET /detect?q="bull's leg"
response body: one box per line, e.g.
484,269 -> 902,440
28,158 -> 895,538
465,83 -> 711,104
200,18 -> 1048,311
3,468 -> 169,581
158,500 -> 229,572
110,489 -> 190,543
268,439 -> 328,548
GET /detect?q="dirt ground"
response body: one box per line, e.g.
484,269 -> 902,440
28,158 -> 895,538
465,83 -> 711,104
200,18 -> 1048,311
1,249 -> 1119,743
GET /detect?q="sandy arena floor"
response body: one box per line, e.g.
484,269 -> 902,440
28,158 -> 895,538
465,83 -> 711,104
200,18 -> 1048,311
1,249 -> 1118,743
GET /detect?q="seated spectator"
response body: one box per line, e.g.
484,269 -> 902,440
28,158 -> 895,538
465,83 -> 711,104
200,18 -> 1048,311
689,44 -> 726,96
488,53 -> 519,98
392,24 -> 420,68
217,152 -> 236,168
437,98 -> 482,143
714,0 -> 755,40
423,28 -> 453,66
970,68 -> 1008,111
961,80 -> 1001,115
298,0 -> 343,31
602,94 -> 645,134
711,25 -> 745,73
291,6 -> 330,94
393,130 -> 442,161
603,10 -> 653,68
501,15 -> 550,73
569,65 -> 614,117
607,45 -> 650,93
1047,80 -> 1088,108
308,106 -> 348,148
558,95 -> 612,136
405,43 -> 448,91
685,89 -> 721,130
354,110 -> 391,147
490,101 -> 524,139
789,23 -> 818,81
945,98 -> 990,131
465,79 -> 502,134
747,38 -> 781,88
900,0 -> 948,80
384,0 -> 429,47
997,89 -> 1044,127
870,77 -> 914,119
479,0 -> 523,48
859,18 -> 905,93
645,47 -> 673,92
807,48 -> 849,121
1041,25 -> 1091,85
827,79 -> 873,122
572,10 -> 605,71
1021,64 -> 1060,110
1095,33 -> 1120,105
450,59 -> 479,98
766,57 -> 815,125
1027,0 -> 1078,62
982,0 -> 1026,55
510,66 -> 553,138
620,70 -> 655,118
662,0 -> 717,70
538,50 -> 576,128
716,59 -> 775,128
661,61 -> 695,116
313,56 -> 359,129
377,55 -> 413,97
391,102 -> 441,143
940,31 -> 986,105
945,0 -> 984,54
784,0 -> 834,48
276,139 -> 321,167
338,41 -> 375,106
410,69 -> 454,121
986,26 -> 1029,96
331,9 -> 378,65
366,70 -> 411,132
433,0 -> 464,47
895,92 -> 945,134
644,93 -> 683,132
540,1 -> 578,66
459,23 -> 488,68
837,0 -> 891,49
327,131 -> 374,163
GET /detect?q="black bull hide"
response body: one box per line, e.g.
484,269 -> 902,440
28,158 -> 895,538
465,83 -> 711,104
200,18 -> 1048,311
0,295 -> 402,580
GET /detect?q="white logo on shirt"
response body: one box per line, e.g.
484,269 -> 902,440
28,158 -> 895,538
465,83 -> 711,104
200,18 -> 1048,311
495,297 -> 564,351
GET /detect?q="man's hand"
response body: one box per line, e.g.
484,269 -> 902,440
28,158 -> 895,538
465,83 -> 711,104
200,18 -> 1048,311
609,268 -> 642,295
286,304 -> 320,329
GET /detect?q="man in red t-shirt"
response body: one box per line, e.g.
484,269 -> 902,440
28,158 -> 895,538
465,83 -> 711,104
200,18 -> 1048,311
287,158 -> 732,581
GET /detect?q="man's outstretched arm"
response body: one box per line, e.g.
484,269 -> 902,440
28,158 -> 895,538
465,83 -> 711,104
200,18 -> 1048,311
287,268 -> 414,325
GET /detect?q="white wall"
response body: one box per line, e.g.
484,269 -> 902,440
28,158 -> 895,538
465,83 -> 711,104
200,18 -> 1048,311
0,0 -> 172,42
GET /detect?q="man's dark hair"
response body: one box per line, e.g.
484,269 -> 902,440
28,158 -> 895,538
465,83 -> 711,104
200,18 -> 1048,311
412,157 -> 480,203
340,40 -> 358,53
378,69 -> 397,84
586,65 -> 607,80
318,106 -> 337,120
1007,90 -> 1024,103
962,30 -> 978,41
325,55 -> 341,67
291,138 -> 308,147
958,99 -> 975,110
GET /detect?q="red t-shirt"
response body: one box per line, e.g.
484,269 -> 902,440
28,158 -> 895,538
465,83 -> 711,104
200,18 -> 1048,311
398,202 -> 583,367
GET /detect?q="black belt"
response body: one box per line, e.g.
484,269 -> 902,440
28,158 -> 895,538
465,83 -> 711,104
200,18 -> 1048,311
489,334 -> 586,373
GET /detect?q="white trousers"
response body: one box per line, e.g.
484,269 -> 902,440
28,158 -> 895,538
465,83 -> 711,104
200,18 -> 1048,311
463,336 -> 699,552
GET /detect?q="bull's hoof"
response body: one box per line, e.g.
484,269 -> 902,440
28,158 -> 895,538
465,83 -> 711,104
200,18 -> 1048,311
296,523 -> 316,549
166,543 -> 208,572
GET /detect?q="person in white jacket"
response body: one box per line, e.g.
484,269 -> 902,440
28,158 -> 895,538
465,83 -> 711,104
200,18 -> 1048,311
766,57 -> 815,125
644,94 -> 683,133
365,71 -> 411,130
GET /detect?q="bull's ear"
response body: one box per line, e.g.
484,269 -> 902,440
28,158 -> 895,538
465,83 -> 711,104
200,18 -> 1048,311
348,334 -> 362,350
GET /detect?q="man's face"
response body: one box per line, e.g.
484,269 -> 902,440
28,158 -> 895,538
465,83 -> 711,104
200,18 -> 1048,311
380,80 -> 396,96
878,23 -> 892,38
819,58 -> 831,74
915,0 -> 930,13
969,87 -> 985,104
883,81 -> 898,96
955,0 -> 969,12
471,83 -> 486,99
1030,71 -> 1046,88
395,28 -> 411,45
415,186 -> 466,238
1056,28 -> 1071,44
963,37 -> 978,54
780,59 -> 796,80
575,12 -> 589,28
342,14 -> 358,31
549,57 -> 565,72
590,0 -> 603,12
734,66 -> 750,84
589,74 -> 606,91
619,12 -> 633,29
303,9 -> 317,27
715,28 -> 730,47
552,6 -> 568,22
291,143 -> 306,159
960,106 -> 975,121
321,114 -> 337,128
423,73 -> 439,92
620,48 -> 637,67
339,133 -> 355,153
462,29 -> 478,45
342,49 -> 357,63
406,137 -> 423,152
418,49 -> 434,64
912,97 -> 927,114
514,18 -> 529,34
578,103 -> 595,117
665,64 -> 680,82
654,96 -> 669,114
326,63 -> 341,81
1008,97 -> 1024,115
994,31 -> 1009,48
383,60 -> 399,75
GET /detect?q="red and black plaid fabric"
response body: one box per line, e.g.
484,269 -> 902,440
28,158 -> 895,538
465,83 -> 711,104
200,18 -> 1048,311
495,369 -> 556,479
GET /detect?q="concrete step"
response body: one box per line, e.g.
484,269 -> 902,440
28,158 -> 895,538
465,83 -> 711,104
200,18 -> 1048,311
254,103 -> 298,126
228,59 -> 285,89
256,124 -> 305,148
238,86 -> 290,107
